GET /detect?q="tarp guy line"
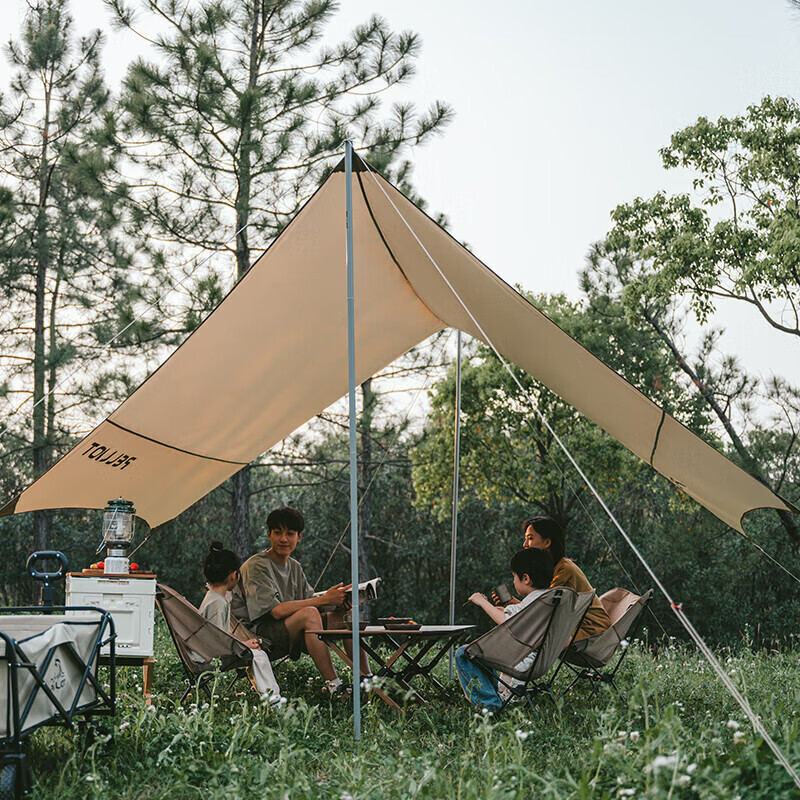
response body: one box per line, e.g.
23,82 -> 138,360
359,154 -> 800,790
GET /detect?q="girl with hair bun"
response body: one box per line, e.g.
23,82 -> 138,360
197,540 -> 284,704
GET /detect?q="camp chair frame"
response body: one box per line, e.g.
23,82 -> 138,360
463,588 -> 594,713
155,586 -> 254,704
560,588 -> 653,700
1,606 -> 116,799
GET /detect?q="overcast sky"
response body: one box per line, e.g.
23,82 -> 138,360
4,0 -> 800,387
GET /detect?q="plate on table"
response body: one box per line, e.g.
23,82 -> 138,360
381,618 -> 422,631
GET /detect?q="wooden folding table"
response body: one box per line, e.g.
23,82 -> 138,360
310,624 -> 474,711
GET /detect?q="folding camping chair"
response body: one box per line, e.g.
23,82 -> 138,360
462,587 -> 594,712
155,584 -> 255,704
561,587 -> 653,699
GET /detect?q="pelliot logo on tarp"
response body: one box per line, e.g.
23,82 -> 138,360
82,442 -> 137,470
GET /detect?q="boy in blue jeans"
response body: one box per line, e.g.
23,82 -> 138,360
456,548 -> 554,711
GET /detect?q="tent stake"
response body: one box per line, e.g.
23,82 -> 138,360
448,329 -> 462,680
345,140 -> 361,739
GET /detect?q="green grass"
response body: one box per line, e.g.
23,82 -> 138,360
22,626 -> 800,799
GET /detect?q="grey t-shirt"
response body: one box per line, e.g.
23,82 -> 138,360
190,589 -> 231,663
231,551 -> 313,626
198,589 -> 230,632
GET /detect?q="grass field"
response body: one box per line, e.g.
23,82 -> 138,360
23,625 -> 800,799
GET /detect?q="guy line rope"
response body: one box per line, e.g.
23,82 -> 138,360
359,152 -> 800,790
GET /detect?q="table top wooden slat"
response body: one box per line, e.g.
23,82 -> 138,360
308,624 -> 474,638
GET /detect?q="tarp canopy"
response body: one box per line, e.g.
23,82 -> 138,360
1,157 -> 795,533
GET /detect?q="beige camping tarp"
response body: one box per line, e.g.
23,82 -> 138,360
1,157 -> 794,532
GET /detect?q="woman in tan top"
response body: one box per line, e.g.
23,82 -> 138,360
500,516 -> 611,640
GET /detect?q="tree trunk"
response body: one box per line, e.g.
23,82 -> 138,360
231,465 -> 252,559
32,86 -> 52,559
228,5 -> 263,560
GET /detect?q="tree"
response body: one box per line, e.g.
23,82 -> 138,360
607,96 -> 800,336
106,0 -> 452,557
0,1 -> 142,553
600,97 -> 800,542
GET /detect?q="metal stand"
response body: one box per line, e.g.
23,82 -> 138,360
448,330 -> 462,680
345,140 -> 361,739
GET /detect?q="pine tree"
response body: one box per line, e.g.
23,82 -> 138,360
107,0 -> 452,557
0,1 -> 140,551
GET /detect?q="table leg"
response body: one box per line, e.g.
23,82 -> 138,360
380,632 -> 468,696
323,640 -> 402,712
142,658 -> 154,705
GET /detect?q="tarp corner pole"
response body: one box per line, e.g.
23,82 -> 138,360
448,329 -> 462,680
345,139 -> 361,739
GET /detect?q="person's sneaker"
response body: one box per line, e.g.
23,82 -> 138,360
266,693 -> 287,709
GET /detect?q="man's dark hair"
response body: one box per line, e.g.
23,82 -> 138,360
267,507 -> 305,533
510,548 -> 554,590
521,515 -> 566,563
203,541 -> 240,585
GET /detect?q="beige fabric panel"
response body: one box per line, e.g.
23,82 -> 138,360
5,420 -> 241,522
2,173 -> 442,528
110,174 -> 441,463
2,160 -> 794,533
359,170 -> 792,532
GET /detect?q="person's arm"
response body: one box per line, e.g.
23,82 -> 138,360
468,592 -> 506,626
270,583 -> 351,620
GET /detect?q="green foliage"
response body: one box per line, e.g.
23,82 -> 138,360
607,96 -> 800,335
109,0 -> 452,277
21,628 -> 800,799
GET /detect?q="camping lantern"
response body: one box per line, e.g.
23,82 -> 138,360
102,497 -> 136,574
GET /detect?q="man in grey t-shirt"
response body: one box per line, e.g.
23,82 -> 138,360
231,507 -> 361,693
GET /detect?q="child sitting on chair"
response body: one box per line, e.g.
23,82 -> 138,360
199,541 -> 284,705
455,548 -> 554,711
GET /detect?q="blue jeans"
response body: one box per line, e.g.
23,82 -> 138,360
455,645 -> 502,712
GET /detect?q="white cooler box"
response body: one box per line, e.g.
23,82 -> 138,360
66,574 -> 155,657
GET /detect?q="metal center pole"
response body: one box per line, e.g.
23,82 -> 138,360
345,140 -> 361,739
448,329 -> 462,680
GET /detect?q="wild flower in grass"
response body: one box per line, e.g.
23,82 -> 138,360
687,763 -> 697,774
85,775 -> 96,782
733,731 -> 746,744
645,754 -> 678,773
119,721 -> 130,732
340,792 -> 354,800
726,719 -> 740,730
629,731 -> 640,742
678,774 -> 692,787
515,729 -> 530,741
618,789 -> 635,797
